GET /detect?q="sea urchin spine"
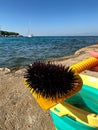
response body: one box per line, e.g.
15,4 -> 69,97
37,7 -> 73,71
24,61 -> 81,100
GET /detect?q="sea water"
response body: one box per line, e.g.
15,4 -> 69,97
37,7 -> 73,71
0,36 -> 98,67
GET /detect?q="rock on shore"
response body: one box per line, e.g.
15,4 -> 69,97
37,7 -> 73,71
0,44 -> 98,130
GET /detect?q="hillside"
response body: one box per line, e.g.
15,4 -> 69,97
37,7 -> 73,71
0,30 -> 20,37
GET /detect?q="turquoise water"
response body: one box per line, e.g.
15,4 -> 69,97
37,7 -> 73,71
0,36 -> 98,67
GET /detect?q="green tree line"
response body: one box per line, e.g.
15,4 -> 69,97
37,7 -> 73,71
0,30 -> 19,36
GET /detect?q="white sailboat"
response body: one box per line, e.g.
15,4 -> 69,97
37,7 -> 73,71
28,33 -> 33,37
27,22 -> 33,37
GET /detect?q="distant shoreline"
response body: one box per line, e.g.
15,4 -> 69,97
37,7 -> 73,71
0,30 -> 20,37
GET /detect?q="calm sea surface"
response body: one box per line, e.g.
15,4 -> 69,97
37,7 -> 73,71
0,36 -> 98,67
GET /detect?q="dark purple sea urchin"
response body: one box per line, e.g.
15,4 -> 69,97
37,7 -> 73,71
24,62 -> 80,100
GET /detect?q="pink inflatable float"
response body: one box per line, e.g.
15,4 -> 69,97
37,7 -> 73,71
90,50 -> 98,58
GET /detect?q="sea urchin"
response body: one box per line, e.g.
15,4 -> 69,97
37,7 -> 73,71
24,61 -> 81,100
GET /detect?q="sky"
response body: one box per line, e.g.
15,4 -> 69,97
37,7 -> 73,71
0,0 -> 98,36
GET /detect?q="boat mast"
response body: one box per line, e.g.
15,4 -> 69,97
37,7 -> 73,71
27,22 -> 33,37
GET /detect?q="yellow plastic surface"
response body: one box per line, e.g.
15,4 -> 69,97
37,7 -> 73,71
25,57 -> 98,110
70,57 -> 98,73
50,102 -> 98,127
80,74 -> 98,89
24,74 -> 82,110
50,74 -> 98,127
